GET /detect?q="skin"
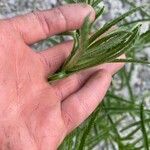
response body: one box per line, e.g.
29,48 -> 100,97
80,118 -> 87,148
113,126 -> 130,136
0,3 -> 125,150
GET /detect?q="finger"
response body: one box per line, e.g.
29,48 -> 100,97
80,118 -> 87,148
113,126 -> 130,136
98,54 -> 126,74
53,54 -> 125,101
8,4 -> 95,44
61,69 -> 112,133
39,41 -> 73,75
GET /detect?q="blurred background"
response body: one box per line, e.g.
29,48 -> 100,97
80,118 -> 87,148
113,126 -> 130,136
0,0 -> 149,149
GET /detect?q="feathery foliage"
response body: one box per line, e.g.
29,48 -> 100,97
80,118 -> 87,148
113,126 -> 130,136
48,6 -> 149,81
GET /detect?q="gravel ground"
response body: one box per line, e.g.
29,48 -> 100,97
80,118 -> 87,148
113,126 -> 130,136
0,0 -> 56,18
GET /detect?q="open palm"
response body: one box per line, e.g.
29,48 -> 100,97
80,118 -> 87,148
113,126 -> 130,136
0,4 -> 124,150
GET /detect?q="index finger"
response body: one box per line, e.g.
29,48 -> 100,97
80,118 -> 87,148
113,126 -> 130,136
8,4 -> 95,44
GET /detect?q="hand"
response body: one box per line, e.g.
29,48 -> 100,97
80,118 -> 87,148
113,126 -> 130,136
0,3 -> 124,150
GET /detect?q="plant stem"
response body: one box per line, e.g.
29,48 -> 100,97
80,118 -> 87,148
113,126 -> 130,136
140,102 -> 149,150
77,106 -> 101,150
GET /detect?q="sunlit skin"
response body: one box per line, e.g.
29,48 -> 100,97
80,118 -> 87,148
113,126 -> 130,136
0,3 -> 125,150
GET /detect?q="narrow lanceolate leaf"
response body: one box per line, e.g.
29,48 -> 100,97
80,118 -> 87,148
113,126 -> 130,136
64,0 -> 77,3
79,27 -> 138,67
77,106 -> 102,150
62,32 -> 79,69
63,16 -> 91,70
140,102 -> 149,150
92,0 -> 102,7
121,126 -> 140,140
121,119 -> 150,132
81,32 -> 132,59
139,30 -> 150,45
110,59 -> 150,65
99,25 -> 139,62
103,25 -> 140,62
95,6 -> 104,19
70,26 -> 140,72
89,7 -> 141,43
79,16 -> 90,51
88,30 -> 132,49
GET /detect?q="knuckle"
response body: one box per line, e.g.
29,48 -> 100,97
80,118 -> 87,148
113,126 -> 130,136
99,69 -> 112,80
62,108 -> 74,129
54,85 -> 64,101
53,7 -> 67,30
32,11 -> 51,38
32,7 -> 67,37
74,73 -> 83,87
38,52 -> 52,71
0,20 -> 16,35
75,94 -> 89,119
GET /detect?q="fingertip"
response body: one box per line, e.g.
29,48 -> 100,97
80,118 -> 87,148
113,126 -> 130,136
100,54 -> 126,75
79,3 -> 96,22
96,69 -> 112,81
86,69 -> 112,90
110,54 -> 126,74
59,3 -> 95,25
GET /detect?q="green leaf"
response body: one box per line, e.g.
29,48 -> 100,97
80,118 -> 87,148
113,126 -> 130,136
140,30 -> 150,45
121,126 -> 140,140
121,119 -> 150,132
103,25 -> 140,62
69,26 -> 139,72
77,106 -> 102,150
95,6 -> 104,19
89,7 -> 142,43
92,0 -> 102,7
62,32 -> 80,69
79,15 -> 91,52
110,59 -> 150,65
82,31 -> 132,59
64,0 -> 77,3
140,102 -> 149,150
63,16 -> 91,70
88,30 -> 132,50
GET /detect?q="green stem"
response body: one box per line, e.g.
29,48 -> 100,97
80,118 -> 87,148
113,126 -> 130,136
77,106 -> 101,150
123,67 -> 135,102
140,102 -> 149,150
